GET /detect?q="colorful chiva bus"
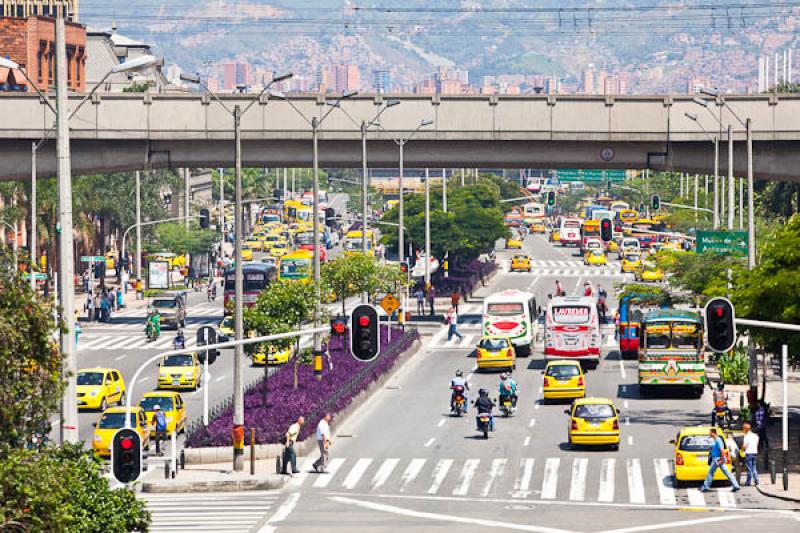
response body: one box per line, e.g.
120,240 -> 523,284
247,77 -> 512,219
638,309 -> 705,397
482,290 -> 537,357
544,296 -> 601,365
278,250 -> 313,282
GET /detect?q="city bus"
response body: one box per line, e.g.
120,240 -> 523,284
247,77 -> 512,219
526,177 -> 543,194
343,230 -> 375,256
629,218 -> 659,248
544,296 -> 601,365
559,217 -> 582,247
224,262 -> 277,308
278,250 -> 313,282
610,200 -> 630,214
638,309 -> 705,397
580,220 -> 602,251
482,290 -> 537,357
618,209 -> 639,224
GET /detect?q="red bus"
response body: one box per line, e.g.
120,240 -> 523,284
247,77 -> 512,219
224,263 -> 277,309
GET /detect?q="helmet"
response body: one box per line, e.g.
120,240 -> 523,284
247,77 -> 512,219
177,329 -> 184,336
455,369 -> 463,377
717,382 -> 725,390
478,388 -> 488,396
500,373 -> 508,380
153,405 -> 160,411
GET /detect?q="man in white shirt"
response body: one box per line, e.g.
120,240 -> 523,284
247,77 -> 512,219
282,416 -> 304,475
313,413 -> 333,473
741,422 -> 760,486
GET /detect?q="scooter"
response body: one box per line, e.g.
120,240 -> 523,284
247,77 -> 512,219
477,412 -> 492,439
499,395 -> 515,417
451,385 -> 466,417
145,320 -> 160,342
712,406 -> 732,430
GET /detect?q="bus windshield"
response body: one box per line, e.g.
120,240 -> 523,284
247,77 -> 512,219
551,306 -> 591,325
225,271 -> 269,291
644,322 -> 702,349
280,259 -> 310,280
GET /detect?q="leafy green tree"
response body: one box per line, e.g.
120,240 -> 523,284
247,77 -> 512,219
322,254 -> 376,315
656,250 -> 738,305
148,223 -> 217,256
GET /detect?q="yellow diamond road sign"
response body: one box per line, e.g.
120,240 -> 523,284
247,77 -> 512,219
380,293 -> 400,315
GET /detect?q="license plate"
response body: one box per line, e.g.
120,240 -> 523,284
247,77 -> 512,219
696,455 -> 707,461
590,421 -> 601,426
172,379 -> 180,386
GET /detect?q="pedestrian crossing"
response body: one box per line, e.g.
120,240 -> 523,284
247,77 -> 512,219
78,332 -> 205,352
500,259 -> 630,278
142,491 -> 279,532
86,307 -> 223,319
292,455 -> 743,508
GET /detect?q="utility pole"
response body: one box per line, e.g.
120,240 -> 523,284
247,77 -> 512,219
30,141 -> 37,291
398,140 -> 405,263
361,121 -> 369,254
442,168 -> 447,213
460,168 -> 465,187
184,168 -> 190,228
746,118 -> 756,269
56,14 -> 78,444
694,173 -> 699,221
218,168 -> 225,240
424,168 -> 431,288
739,178 -> 744,230
233,105 -> 244,471
135,171 -> 142,280
727,124 -> 734,230
311,117 -> 323,364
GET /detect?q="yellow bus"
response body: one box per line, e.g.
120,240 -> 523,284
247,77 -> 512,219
343,230 -> 375,256
619,209 -> 639,224
278,250 -> 313,282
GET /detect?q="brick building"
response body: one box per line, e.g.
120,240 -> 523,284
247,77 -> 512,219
1,0 -> 77,20
0,15 -> 86,92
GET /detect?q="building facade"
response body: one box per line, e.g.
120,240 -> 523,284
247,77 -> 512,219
1,0 -> 77,20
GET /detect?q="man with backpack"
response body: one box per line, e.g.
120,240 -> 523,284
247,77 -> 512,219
152,405 -> 168,456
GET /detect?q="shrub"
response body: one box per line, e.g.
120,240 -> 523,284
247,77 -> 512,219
186,326 -> 418,446
717,346 -> 750,385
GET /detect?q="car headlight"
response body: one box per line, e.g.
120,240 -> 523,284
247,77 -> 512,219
89,390 -> 99,397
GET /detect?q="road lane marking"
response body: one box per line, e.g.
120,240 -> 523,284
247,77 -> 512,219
628,436 -> 634,446
653,458 -> 677,505
342,458 -> 373,490
437,419 -> 446,428
481,458 -> 507,497
625,417 -> 630,426
523,436 -> 531,447
594,514 -> 747,533
598,458 -> 615,502
424,438 -> 436,447
511,458 -> 535,497
534,403 -> 540,410
114,354 -> 127,361
623,400 -> 629,409
626,458 -> 646,504
717,490 -> 737,508
399,459 -> 426,492
686,488 -> 706,507
529,418 -> 536,428
214,375 -> 225,383
257,492 -> 300,533
541,458 -> 560,499
569,458 -> 588,501
426,459 -> 453,495
619,358 -> 627,379
312,458 -> 344,488
453,459 -> 480,496
370,458 -> 399,490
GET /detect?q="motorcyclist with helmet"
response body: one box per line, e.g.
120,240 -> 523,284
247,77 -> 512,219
498,373 -> 518,410
174,329 -> 186,350
473,388 -> 496,431
145,306 -> 161,341
450,369 -> 470,413
711,382 -> 731,427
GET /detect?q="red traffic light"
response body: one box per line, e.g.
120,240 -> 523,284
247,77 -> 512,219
716,307 -> 724,318
120,437 -> 134,450
358,316 -> 370,327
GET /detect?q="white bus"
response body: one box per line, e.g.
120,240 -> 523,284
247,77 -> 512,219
526,177 -> 543,194
483,290 -> 537,357
544,296 -> 601,365
522,202 -> 545,219
559,217 -> 582,247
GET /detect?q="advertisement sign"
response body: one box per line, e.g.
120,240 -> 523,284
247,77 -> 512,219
191,253 -> 211,278
552,306 -> 590,324
148,261 -> 170,289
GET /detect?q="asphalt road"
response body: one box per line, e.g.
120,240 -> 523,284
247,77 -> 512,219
264,233 -> 799,533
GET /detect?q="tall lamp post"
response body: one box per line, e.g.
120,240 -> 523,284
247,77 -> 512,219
180,71 -> 292,471
685,112 -> 719,229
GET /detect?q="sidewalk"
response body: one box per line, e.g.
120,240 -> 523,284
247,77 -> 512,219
140,459 -> 286,493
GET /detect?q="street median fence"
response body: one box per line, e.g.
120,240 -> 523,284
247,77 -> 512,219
183,325 -> 419,463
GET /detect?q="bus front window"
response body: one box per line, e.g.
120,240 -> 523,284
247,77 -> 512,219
644,324 -> 670,349
672,323 -> 702,349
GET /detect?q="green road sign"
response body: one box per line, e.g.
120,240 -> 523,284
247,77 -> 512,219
22,272 -> 48,280
696,230 -> 748,256
555,169 -> 625,183
80,256 -> 105,262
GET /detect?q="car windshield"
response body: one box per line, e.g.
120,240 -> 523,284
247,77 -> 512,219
591,250 -> 604,256
152,299 -> 176,309
221,317 -> 233,329
78,372 -> 104,386
479,338 -> 508,350
574,404 -> 615,419
513,255 -> 528,260
679,434 -> 718,452
547,365 -> 580,379
625,254 -> 640,262
163,354 -> 194,367
97,412 -> 137,429
139,396 -> 174,411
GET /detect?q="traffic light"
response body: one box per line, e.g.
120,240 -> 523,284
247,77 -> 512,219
704,297 -> 736,353
651,194 -> 661,211
199,208 -> 210,229
330,316 -> 347,336
111,427 -> 142,484
546,191 -> 556,206
399,261 -> 410,283
607,179 -> 612,191
600,218 -> 613,242
350,304 -> 380,361
639,202 -> 646,213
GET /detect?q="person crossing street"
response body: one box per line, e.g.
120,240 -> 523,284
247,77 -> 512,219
282,416 -> 304,476
741,422 -> 760,486
312,413 -> 333,474
701,427 -> 740,493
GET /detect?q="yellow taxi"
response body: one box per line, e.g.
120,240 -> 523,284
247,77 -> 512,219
662,240 -> 682,252
671,426 -> 734,483
566,397 -> 620,450
252,343 -> 294,366
531,221 -> 546,234
241,245 -> 254,261
506,234 -> 523,249
139,391 -> 187,435
510,253 -> 532,272
584,249 -> 607,266
246,239 -> 264,252
157,353 -> 201,390
542,360 -> 585,401
476,335 -> 516,371
620,253 -> 642,273
92,406 -> 150,459
77,368 -> 126,411
549,229 -> 560,243
636,262 -> 664,282
607,240 -> 620,253
269,242 -> 290,258
218,315 -> 234,342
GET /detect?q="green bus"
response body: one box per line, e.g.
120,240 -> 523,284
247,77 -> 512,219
638,309 -> 705,397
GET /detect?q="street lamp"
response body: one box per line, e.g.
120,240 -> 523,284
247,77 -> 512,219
270,90 -> 356,370
181,70 -> 292,471
685,112 -> 720,229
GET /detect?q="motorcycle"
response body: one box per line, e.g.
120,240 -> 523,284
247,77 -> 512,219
712,406 -> 732,430
451,385 -> 466,417
173,336 -> 185,350
145,319 -> 160,342
477,413 -> 492,439
499,395 -> 515,417
207,285 -> 217,302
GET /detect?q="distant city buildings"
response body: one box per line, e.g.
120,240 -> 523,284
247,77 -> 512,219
1,0 -> 76,20
372,69 -> 390,94
222,61 -> 251,91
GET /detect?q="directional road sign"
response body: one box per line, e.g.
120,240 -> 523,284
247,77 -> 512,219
555,169 -> 625,183
80,256 -> 105,263
696,230 -> 748,256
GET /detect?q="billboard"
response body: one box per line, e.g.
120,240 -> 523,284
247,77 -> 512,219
148,261 -> 170,289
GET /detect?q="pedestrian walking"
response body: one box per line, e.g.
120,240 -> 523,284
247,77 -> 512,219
701,427 -> 740,492
86,294 -> 94,322
753,400 -> 769,451
93,293 -> 102,321
450,290 -> 461,314
151,405 -> 168,456
427,285 -> 437,316
446,307 -> 463,342
121,270 -> 129,295
136,279 -> 144,300
414,287 -> 425,316
613,309 -> 621,340
555,280 -> 565,297
100,292 -> 110,322
282,416 -> 304,475
312,413 -> 333,473
741,422 -> 760,486
116,287 -> 124,310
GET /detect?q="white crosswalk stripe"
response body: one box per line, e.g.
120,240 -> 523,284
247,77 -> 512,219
143,491 -> 277,532
296,456 -> 743,509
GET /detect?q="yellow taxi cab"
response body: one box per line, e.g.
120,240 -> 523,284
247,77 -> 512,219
531,221 -> 546,234
218,315 -> 234,342
139,391 -> 187,435
671,426 -> 734,483
620,253 -> 642,273
584,249 -> 607,266
506,234 -> 523,249
549,228 -> 560,243
92,406 -> 150,459
77,368 -> 126,411
662,240 -> 682,252
241,245 -> 254,261
269,242 -> 290,258
476,335 -> 516,371
636,261 -> 664,282
542,360 -> 585,401
246,239 -> 264,252
157,353 -> 201,390
251,343 -> 294,366
510,253 -> 532,272
566,397 -> 620,450
607,240 -> 620,253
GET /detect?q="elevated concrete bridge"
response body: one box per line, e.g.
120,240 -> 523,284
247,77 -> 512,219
1,92 -> 799,181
